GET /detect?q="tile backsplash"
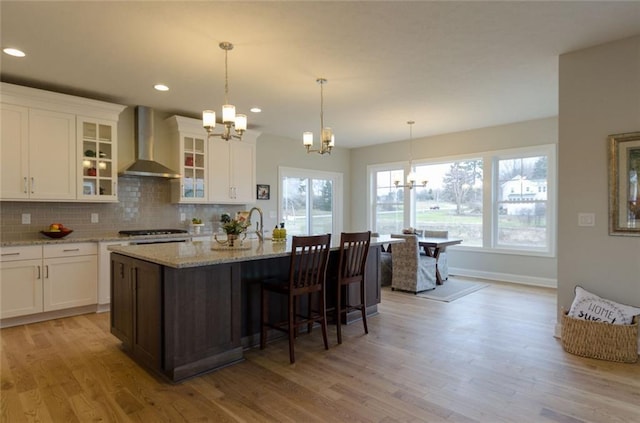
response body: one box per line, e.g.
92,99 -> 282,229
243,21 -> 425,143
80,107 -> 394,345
0,177 -> 245,241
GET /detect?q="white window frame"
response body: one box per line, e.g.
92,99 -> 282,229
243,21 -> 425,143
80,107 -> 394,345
278,166 -> 343,236
367,144 -> 557,257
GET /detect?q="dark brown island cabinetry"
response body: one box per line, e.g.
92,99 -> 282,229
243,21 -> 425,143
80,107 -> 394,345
110,253 -> 243,382
109,242 -> 383,382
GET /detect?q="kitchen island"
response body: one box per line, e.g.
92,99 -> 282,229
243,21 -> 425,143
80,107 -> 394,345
109,235 -> 397,382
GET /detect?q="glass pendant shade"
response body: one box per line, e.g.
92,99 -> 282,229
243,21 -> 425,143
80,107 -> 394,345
329,134 -> 335,147
234,114 -> 247,131
203,110 -> 216,130
222,104 -> 235,123
303,132 -> 313,146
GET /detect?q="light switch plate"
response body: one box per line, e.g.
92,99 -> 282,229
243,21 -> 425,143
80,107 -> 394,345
91,213 -> 99,223
578,213 -> 595,227
180,213 -> 186,222
21,213 -> 31,224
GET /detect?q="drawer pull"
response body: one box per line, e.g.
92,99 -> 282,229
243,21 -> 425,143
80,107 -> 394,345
1,252 -> 20,257
63,248 -> 80,252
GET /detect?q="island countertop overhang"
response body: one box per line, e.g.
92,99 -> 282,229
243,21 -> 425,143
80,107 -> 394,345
108,235 -> 399,269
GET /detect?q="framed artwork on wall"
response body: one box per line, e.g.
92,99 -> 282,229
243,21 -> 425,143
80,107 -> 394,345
608,131 -> 640,236
257,184 -> 270,200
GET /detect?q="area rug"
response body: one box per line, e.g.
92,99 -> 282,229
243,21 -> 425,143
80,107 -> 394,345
416,278 -> 489,302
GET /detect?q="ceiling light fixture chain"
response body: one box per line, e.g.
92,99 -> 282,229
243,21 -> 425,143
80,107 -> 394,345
394,120 -> 427,189
202,41 -> 247,141
303,77 -> 334,155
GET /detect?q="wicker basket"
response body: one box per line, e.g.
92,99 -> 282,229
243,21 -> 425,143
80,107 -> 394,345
561,310 -> 639,363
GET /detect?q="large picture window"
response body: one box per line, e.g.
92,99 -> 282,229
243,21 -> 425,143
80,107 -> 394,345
369,145 -> 555,256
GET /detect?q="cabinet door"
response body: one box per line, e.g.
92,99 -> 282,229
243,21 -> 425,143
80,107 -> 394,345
111,255 -> 133,349
230,141 -> 256,203
29,109 -> 76,200
0,259 -> 43,318
77,117 -> 118,201
42,254 -> 97,311
208,138 -> 232,202
0,104 -> 30,200
179,134 -> 207,202
131,259 -> 162,369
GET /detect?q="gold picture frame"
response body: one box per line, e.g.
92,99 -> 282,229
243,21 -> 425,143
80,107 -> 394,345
608,131 -> 640,236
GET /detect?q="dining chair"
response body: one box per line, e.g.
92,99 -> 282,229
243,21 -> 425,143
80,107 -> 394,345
390,234 -> 437,293
335,231 -> 371,344
260,234 -> 332,364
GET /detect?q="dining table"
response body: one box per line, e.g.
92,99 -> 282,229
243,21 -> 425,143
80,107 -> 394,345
416,236 -> 463,285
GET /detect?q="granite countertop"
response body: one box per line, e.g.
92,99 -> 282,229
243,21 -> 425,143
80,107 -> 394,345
108,235 -> 400,269
0,231 -> 203,247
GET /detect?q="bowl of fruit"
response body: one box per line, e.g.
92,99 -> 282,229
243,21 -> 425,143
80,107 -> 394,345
41,223 -> 73,239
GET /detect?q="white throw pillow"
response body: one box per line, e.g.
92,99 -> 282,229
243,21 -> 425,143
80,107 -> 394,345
568,285 -> 640,325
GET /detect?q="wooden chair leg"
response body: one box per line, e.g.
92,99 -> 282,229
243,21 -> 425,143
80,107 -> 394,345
360,281 -> 368,334
307,293 -> 313,334
336,282 -> 343,344
288,294 -> 295,364
320,291 -> 329,350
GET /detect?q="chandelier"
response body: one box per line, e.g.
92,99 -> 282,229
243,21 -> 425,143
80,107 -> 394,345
202,42 -> 247,141
394,120 -> 427,189
303,78 -> 334,155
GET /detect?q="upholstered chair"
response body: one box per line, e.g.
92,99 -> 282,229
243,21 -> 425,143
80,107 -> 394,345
390,234 -> 437,293
423,230 -> 449,280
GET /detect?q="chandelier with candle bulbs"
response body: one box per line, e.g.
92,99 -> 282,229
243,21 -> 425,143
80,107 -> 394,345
202,42 -> 247,141
303,78 -> 334,155
394,120 -> 427,189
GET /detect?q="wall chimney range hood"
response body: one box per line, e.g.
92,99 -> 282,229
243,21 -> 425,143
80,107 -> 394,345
119,106 -> 181,178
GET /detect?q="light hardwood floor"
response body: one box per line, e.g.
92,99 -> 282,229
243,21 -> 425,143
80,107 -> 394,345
2,280 -> 639,422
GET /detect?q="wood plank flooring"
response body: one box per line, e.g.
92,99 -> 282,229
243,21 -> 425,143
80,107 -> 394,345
2,279 -> 639,422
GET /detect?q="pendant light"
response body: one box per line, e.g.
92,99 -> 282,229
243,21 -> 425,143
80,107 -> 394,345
394,120 -> 427,189
303,78 -> 334,155
202,41 -> 247,141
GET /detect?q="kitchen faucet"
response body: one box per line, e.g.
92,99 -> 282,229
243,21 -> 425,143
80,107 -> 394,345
248,207 -> 264,243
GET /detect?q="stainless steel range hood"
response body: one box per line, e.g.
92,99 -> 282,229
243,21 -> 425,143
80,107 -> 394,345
119,106 -> 181,178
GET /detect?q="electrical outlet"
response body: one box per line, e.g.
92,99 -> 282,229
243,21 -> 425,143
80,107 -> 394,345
578,213 -> 595,227
21,213 -> 31,224
91,213 -> 99,223
180,213 -> 186,222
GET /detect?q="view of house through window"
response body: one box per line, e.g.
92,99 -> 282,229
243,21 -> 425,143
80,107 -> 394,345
496,155 -> 549,250
414,159 -> 483,246
279,167 -> 342,236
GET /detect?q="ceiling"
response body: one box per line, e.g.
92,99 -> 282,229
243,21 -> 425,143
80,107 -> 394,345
2,1 -> 639,149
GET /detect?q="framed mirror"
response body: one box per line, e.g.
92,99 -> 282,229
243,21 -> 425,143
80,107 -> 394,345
608,131 -> 640,236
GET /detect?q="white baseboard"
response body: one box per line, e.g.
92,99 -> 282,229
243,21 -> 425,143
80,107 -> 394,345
0,304 -> 98,328
449,267 -> 557,288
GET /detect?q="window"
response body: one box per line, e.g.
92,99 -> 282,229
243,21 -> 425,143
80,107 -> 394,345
413,159 -> 483,246
495,147 -> 554,252
368,145 -> 555,255
279,167 -> 343,236
370,167 -> 405,234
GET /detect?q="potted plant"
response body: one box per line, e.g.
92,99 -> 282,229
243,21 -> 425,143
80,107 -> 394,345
217,213 -> 251,246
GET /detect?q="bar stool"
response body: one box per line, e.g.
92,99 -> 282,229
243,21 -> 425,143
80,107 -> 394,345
260,234 -> 332,364
335,231 -> 371,344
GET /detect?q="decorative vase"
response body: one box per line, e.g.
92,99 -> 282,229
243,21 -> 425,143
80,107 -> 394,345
227,233 -> 238,247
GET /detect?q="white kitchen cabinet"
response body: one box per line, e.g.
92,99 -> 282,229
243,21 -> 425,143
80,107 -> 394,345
166,116 -> 208,203
98,241 -> 129,307
0,104 -> 76,200
208,135 -> 257,204
0,243 -> 97,320
43,243 -> 97,311
0,82 -> 125,202
77,117 -> 119,202
0,246 -> 43,319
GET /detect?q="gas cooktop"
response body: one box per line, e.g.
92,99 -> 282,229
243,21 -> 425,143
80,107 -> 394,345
119,229 -> 189,236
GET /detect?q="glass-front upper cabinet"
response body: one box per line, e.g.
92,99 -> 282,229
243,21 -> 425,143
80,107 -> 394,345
77,117 -> 118,201
166,115 -> 208,203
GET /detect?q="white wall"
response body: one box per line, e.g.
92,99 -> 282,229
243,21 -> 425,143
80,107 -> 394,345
350,117 -> 559,286
558,35 -> 640,318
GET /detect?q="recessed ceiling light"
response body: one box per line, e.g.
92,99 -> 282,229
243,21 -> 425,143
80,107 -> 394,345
250,107 -> 262,113
3,48 -> 26,57
154,84 -> 169,91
